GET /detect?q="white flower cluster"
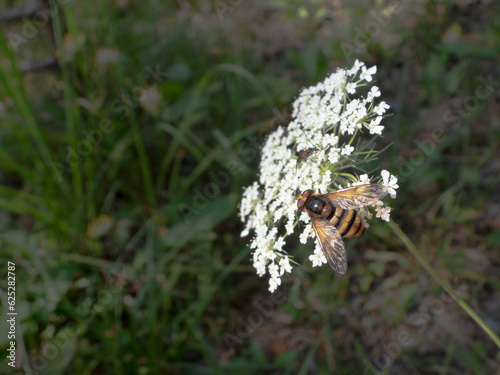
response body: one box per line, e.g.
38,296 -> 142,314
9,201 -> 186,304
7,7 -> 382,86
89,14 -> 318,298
239,60 -> 398,292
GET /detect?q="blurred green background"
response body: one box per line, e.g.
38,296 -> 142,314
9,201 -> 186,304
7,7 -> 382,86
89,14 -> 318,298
1,0 -> 500,374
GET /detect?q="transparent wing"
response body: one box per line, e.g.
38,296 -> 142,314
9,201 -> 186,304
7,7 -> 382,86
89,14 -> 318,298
324,184 -> 387,210
311,218 -> 347,274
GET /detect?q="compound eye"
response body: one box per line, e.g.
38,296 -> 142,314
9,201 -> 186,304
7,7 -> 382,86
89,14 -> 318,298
321,204 -> 332,218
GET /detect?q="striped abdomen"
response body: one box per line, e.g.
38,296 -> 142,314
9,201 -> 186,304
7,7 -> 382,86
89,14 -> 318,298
328,205 -> 364,238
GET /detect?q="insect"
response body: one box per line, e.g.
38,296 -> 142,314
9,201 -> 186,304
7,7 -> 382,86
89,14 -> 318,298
297,184 -> 388,274
296,147 -> 318,165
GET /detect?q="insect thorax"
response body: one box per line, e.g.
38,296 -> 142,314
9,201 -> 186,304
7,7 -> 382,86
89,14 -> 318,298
305,196 -> 328,216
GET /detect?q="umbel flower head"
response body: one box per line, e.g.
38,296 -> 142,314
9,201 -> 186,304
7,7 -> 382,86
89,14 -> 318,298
239,60 -> 398,292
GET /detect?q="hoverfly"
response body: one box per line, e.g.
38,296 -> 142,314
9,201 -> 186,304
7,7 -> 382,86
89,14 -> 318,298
297,184 -> 388,274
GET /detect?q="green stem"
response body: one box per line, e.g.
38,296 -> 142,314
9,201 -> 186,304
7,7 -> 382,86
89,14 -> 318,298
388,219 -> 500,350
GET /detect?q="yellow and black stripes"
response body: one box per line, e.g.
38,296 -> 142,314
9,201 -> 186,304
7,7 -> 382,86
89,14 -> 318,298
328,206 -> 364,239
346,214 -> 364,238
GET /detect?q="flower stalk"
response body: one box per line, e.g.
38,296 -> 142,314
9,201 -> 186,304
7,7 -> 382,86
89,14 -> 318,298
388,219 -> 500,350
